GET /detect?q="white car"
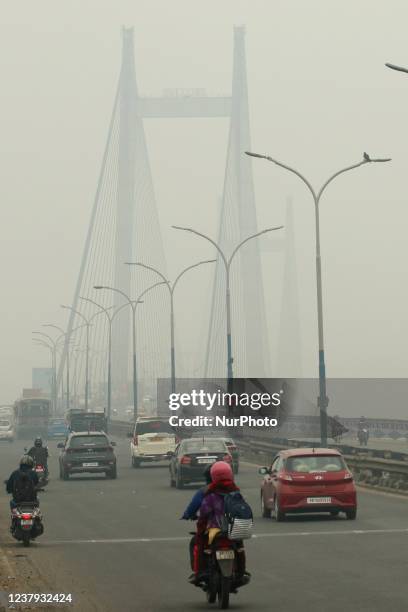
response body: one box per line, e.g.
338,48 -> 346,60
0,418 -> 14,442
129,417 -> 177,468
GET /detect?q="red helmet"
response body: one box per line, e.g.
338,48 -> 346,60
210,460 -> 233,483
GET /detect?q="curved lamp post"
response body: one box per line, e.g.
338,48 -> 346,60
125,260 -> 215,394
246,150 -> 391,445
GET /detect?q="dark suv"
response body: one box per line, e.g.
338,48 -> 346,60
58,432 -> 117,480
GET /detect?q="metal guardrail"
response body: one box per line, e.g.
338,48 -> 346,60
108,419 -> 408,480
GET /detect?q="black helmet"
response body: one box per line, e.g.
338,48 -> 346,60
34,437 -> 43,447
20,455 -> 34,468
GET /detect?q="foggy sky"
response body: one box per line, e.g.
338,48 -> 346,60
1,1 -> 408,416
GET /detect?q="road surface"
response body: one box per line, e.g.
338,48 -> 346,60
0,437 -> 407,611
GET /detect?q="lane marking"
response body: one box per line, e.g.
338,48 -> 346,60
6,527 -> 407,546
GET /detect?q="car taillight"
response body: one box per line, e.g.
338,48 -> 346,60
133,435 -> 138,446
180,455 -> 191,465
223,455 -> 232,463
278,473 -> 293,483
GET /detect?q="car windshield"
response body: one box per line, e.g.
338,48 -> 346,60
182,439 -> 226,453
136,420 -> 174,435
286,455 -> 345,473
0,420 -> 10,427
69,435 -> 109,448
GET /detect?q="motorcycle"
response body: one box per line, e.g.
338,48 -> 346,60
357,428 -> 369,446
199,533 -> 249,610
10,502 -> 44,547
34,463 -> 48,488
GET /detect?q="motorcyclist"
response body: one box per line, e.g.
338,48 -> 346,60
197,461 -> 250,587
27,437 -> 49,477
6,455 -> 39,510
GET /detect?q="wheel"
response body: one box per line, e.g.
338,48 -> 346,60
330,510 -> 339,517
261,493 -> 271,518
206,572 -> 218,604
169,469 -> 176,487
108,466 -> 117,479
175,472 -> 184,489
346,508 -> 357,520
274,496 -> 285,522
22,534 -> 30,547
132,456 -> 141,468
218,576 -> 231,609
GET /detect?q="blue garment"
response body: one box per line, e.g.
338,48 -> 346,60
181,487 -> 207,520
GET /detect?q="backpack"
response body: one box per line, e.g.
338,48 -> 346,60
218,491 -> 253,540
12,470 -> 36,503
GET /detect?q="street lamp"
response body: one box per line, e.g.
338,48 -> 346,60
32,332 -> 58,413
60,306 -> 106,411
93,283 -> 164,421
125,260 -> 215,394
246,150 -> 391,445
171,227 -> 283,389
43,324 -> 86,411
385,62 -> 408,74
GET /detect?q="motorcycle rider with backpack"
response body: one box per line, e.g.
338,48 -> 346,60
6,455 -> 39,510
193,461 -> 251,587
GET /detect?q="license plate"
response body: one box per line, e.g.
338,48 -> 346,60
216,550 -> 234,560
153,437 -> 164,442
307,497 -> 332,504
197,458 -> 215,464
21,519 -> 33,526
83,462 -> 98,467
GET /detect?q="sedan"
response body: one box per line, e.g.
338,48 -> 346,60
260,448 -> 357,521
169,438 -> 232,488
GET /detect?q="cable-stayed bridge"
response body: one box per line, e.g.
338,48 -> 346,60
58,26 -> 300,409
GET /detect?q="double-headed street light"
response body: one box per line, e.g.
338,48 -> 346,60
246,150 -> 391,445
125,260 -> 215,394
32,331 -> 58,413
93,282 -> 165,421
171,227 -> 283,390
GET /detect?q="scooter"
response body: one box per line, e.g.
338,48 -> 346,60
10,502 -> 44,547
34,463 -> 48,488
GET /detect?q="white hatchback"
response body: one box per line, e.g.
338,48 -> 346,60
129,418 -> 177,468
0,419 -> 14,442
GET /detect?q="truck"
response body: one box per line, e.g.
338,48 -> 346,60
66,409 -> 108,433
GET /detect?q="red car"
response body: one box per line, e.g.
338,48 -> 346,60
259,448 -> 357,521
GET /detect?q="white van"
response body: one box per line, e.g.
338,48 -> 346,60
0,418 -> 14,442
129,417 -> 177,468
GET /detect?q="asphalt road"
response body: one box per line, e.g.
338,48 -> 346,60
1,437 -> 408,611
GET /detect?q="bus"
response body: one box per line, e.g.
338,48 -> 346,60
13,397 -> 51,439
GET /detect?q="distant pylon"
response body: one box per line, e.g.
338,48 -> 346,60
205,26 -> 270,378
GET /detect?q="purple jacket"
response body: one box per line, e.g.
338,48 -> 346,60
199,492 -> 225,528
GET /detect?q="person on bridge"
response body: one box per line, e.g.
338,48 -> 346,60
27,437 -> 49,477
192,461 -> 249,587
5,455 -> 39,510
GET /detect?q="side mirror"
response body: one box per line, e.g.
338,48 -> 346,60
110,441 -> 117,446
57,442 -> 64,449
258,467 -> 269,475
126,432 -> 133,439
